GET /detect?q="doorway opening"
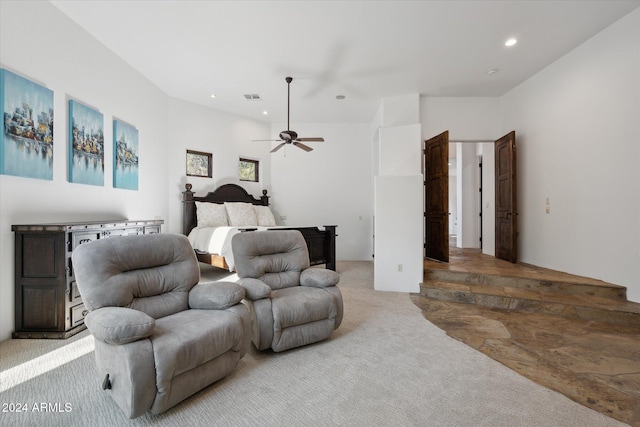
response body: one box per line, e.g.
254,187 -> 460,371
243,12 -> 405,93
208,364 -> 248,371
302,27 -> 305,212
448,141 -> 492,253
424,131 -> 517,264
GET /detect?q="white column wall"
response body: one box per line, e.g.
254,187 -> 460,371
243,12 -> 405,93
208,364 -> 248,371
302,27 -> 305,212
374,94 -> 422,293
379,124 -> 423,175
374,175 -> 423,292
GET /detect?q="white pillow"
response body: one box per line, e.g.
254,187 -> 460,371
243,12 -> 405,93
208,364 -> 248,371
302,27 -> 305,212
196,202 -> 228,227
254,205 -> 276,226
224,202 -> 257,226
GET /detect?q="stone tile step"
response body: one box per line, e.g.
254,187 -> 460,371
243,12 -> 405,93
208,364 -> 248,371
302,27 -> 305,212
423,269 -> 627,300
420,280 -> 640,327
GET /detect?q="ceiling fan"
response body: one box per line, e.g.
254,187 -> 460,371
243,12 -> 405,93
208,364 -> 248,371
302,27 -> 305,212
253,77 -> 324,153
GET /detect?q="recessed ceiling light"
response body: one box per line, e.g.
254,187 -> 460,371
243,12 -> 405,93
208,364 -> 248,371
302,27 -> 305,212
488,68 -> 498,75
336,95 -> 346,100
210,94 -> 216,98
505,38 -> 517,47
262,111 -> 268,115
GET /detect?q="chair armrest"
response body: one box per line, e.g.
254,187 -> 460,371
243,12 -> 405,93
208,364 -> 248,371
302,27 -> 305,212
84,307 -> 155,345
300,269 -> 340,288
189,281 -> 245,309
237,278 -> 271,300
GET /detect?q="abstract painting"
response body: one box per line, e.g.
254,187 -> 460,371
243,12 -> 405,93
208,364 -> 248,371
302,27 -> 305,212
69,100 -> 104,186
0,69 -> 54,180
113,119 -> 138,190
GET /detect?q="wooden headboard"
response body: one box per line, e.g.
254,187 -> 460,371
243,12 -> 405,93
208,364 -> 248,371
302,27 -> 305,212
182,183 -> 269,235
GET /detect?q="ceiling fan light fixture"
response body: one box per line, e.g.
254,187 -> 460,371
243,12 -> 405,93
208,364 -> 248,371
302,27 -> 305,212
251,76 -> 325,153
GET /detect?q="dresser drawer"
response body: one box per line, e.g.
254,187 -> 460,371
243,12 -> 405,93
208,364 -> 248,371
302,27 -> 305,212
13,219 -> 162,339
145,225 -> 161,234
72,232 -> 100,249
70,280 -> 82,302
70,303 -> 87,328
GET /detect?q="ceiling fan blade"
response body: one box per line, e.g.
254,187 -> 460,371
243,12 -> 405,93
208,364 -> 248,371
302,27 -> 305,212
296,137 -> 324,142
252,139 -> 281,142
271,142 -> 286,153
293,141 -> 313,152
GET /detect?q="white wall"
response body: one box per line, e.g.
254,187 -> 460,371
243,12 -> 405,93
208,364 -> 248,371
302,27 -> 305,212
456,143 -> 480,248
421,97 -> 500,142
0,1 -> 272,342
500,8 -> 640,302
166,98 -> 270,234
481,142 -> 495,255
378,124 -> 422,175
381,93 -> 421,127
0,1 -> 170,341
269,122 -> 374,261
448,156 -> 458,235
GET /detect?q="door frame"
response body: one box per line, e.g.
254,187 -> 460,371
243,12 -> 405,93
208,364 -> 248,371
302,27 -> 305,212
424,133 -> 517,263
424,131 -> 449,263
494,131 -> 517,262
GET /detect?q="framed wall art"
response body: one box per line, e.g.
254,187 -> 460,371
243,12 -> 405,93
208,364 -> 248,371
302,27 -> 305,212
0,69 -> 54,180
113,119 -> 139,190
69,100 -> 104,186
239,157 -> 259,182
186,149 -> 212,178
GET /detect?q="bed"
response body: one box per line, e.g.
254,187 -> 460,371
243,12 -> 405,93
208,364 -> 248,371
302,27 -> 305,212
182,183 -> 337,271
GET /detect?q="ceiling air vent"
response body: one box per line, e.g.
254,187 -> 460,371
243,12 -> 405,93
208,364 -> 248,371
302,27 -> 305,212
243,94 -> 261,101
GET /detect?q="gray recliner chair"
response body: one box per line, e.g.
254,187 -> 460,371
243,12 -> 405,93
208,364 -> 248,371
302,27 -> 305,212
232,230 -> 343,352
72,233 -> 250,419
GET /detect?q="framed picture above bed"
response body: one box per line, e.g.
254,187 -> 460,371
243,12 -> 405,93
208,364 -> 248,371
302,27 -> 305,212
239,158 -> 259,182
186,149 -> 212,178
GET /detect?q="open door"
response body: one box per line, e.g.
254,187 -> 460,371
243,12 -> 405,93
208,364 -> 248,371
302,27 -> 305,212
495,131 -> 517,262
424,131 -> 449,262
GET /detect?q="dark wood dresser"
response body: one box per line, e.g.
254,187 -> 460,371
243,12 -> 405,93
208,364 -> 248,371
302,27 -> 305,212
11,219 -> 163,339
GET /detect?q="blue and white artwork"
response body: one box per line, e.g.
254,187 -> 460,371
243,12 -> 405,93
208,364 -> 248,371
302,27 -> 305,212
113,119 -> 138,190
69,100 -> 104,186
0,69 -> 54,180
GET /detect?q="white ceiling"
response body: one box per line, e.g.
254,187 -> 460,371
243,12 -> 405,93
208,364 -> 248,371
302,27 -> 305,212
51,0 -> 639,125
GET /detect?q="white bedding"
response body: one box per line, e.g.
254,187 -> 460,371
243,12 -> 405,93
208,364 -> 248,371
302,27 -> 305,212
188,226 -> 293,271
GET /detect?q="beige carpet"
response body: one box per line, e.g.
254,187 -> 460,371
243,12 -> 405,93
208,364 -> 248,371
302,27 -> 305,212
0,261 -> 626,426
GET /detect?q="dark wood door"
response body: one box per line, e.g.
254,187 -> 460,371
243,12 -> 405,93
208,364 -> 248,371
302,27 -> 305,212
495,131 -> 517,262
424,131 -> 449,262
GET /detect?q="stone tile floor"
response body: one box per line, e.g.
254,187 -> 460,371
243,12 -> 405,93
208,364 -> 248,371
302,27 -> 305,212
412,248 -> 640,426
